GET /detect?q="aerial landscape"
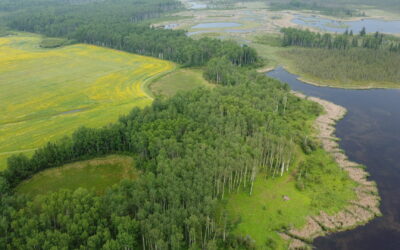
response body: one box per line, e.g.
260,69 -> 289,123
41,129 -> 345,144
0,0 -> 399,249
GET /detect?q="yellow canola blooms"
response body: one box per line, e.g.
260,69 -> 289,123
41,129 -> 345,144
0,34 -> 175,170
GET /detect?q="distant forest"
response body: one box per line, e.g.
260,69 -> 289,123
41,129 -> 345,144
281,27 -> 400,52
278,28 -> 400,85
268,0 -> 400,16
269,0 -> 365,17
282,48 -> 400,84
1,0 -> 259,67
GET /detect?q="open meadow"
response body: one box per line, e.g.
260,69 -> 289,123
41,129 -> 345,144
150,68 -> 213,97
0,34 -> 175,170
15,155 -> 138,197
226,149 -> 357,248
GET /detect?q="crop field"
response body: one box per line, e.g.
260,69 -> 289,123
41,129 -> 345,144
0,34 -> 175,170
16,155 -> 138,197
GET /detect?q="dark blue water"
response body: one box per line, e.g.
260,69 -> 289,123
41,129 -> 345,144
292,15 -> 400,34
268,67 -> 400,250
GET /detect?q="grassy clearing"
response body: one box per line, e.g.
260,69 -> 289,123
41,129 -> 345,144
252,42 -> 290,69
150,68 -> 213,97
0,34 -> 175,170
225,149 -> 357,249
16,155 -> 138,197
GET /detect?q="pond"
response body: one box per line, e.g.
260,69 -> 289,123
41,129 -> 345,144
188,1 -> 207,9
191,22 -> 243,29
292,15 -> 400,34
267,67 -> 400,250
164,23 -> 178,29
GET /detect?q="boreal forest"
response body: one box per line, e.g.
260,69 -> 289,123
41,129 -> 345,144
1,0 -> 396,249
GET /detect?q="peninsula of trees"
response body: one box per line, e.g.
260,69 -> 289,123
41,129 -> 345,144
275,28 -> 400,87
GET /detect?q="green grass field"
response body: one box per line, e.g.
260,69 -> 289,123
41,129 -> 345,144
16,155 -> 138,197
225,149 -> 357,249
251,41 -> 290,69
150,68 -> 213,97
0,34 -> 175,170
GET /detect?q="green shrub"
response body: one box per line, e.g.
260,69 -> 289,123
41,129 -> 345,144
39,37 -> 74,48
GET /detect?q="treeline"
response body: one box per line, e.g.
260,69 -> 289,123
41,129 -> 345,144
73,25 -> 259,66
203,57 -> 247,85
281,27 -> 400,52
3,0 -> 259,66
321,0 -> 400,13
0,0 -> 106,12
269,0 -> 365,17
0,69 -> 321,249
1,0 -> 181,21
282,48 -> 400,85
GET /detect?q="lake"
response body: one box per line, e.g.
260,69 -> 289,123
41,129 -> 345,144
268,67 -> 400,250
292,15 -> 400,34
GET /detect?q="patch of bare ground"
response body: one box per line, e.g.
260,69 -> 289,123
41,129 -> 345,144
282,92 -> 381,249
256,66 -> 274,73
279,233 -> 310,249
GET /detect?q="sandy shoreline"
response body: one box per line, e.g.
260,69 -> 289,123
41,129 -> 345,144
256,66 -> 275,73
281,92 -> 381,249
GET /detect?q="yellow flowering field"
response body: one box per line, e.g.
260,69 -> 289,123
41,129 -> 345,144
0,34 -> 175,170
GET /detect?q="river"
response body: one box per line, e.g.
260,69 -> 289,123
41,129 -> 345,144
267,67 -> 400,250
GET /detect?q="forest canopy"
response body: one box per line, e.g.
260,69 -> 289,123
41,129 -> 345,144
281,27 -> 400,52
0,66 -> 324,248
277,28 -> 400,86
0,0 -> 359,248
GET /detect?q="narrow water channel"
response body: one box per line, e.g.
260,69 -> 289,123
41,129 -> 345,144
267,67 -> 400,250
